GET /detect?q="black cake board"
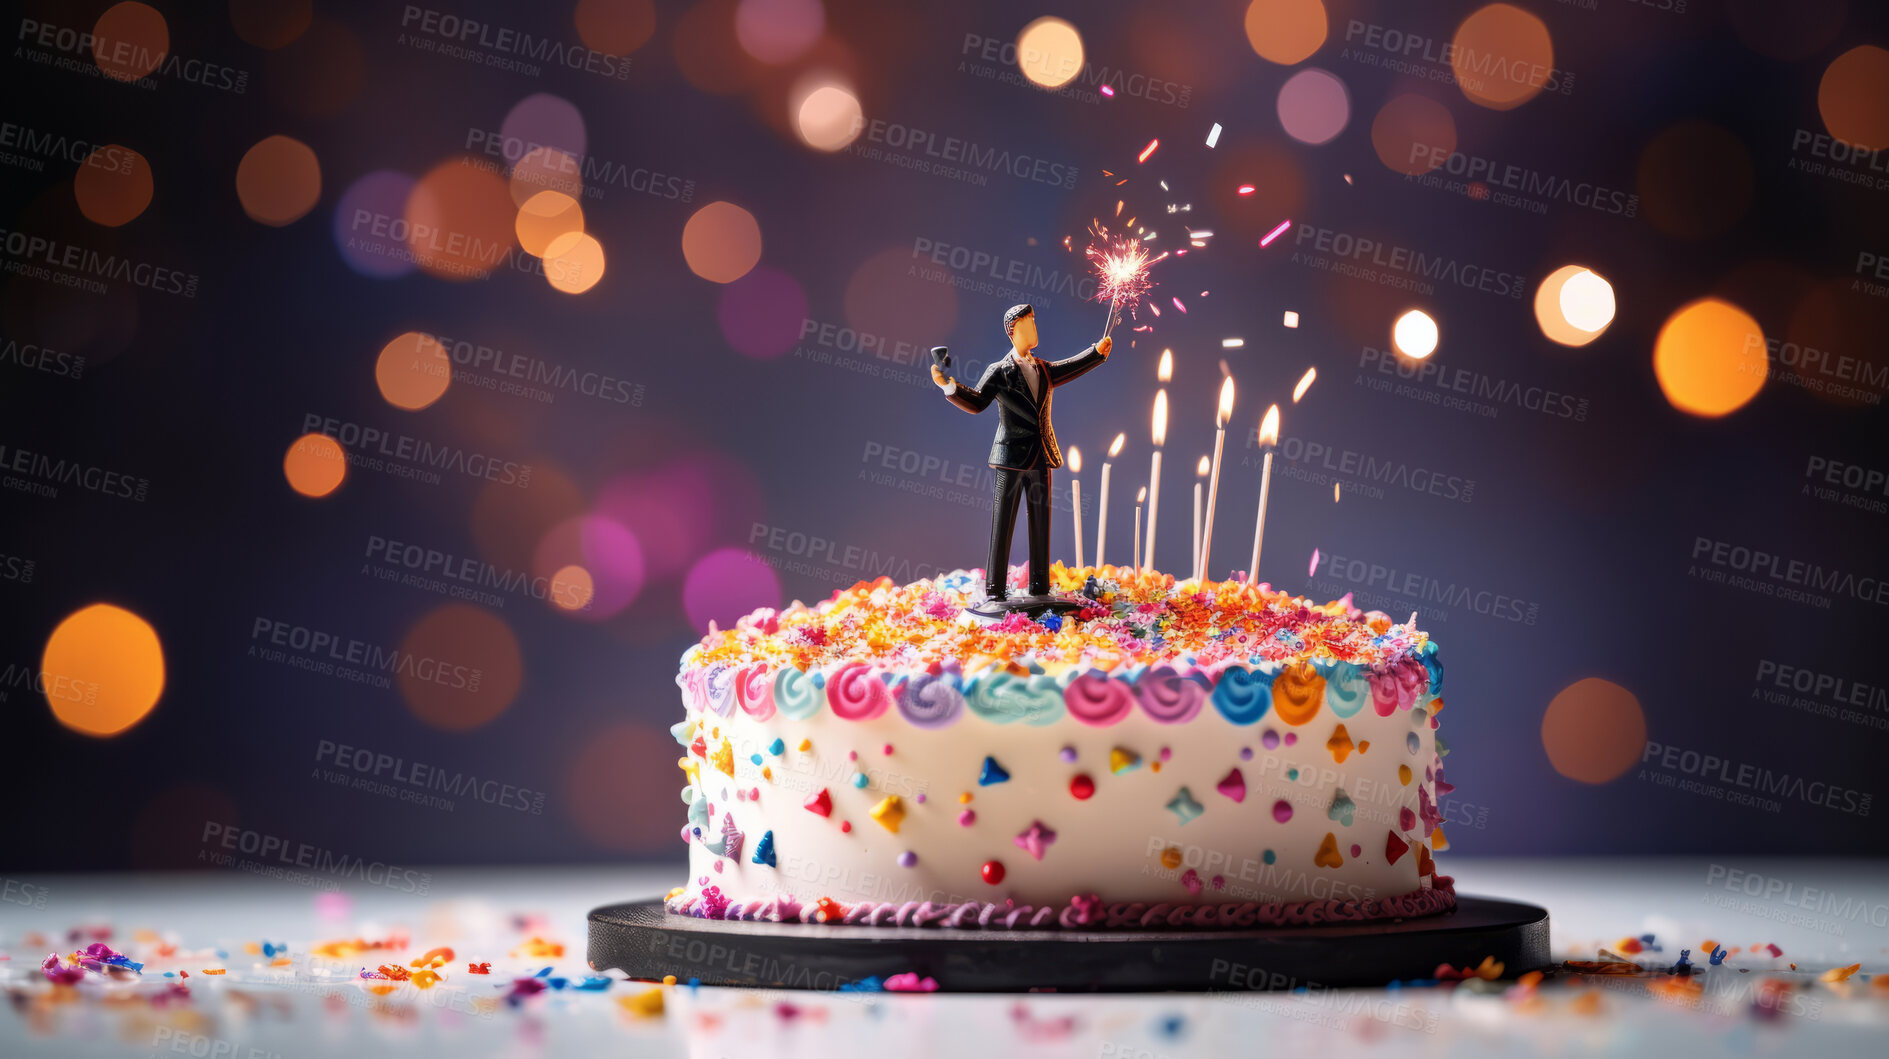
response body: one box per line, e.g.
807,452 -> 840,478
587,895 -> 1549,993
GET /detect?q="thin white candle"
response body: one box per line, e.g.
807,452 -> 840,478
1192,456 -> 1209,580
1146,390 -> 1166,573
1195,376 -> 1235,582
1248,404 -> 1281,583
1095,432 -> 1124,571
1132,485 -> 1146,579
1068,446 -> 1085,570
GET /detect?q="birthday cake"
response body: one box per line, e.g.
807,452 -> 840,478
664,565 -> 1454,929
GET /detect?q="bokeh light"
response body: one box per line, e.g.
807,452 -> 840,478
533,514 -> 646,618
397,605 -> 522,731
42,603 -> 166,737
674,0 -> 763,96
501,93 -> 587,162
682,547 -> 782,634
551,565 -> 596,611
472,464 -> 588,574
508,146 -> 583,205
93,2 -> 168,82
1450,4 -> 1554,111
793,81 -> 863,151
229,0 -> 312,49
283,432 -> 346,497
333,170 -> 416,278
236,135 -> 322,226
1276,68 -> 1349,145
515,191 -> 585,257
1653,298 -> 1767,417
1016,16 -> 1085,90
681,201 -> 762,283
1637,122 -> 1753,240
266,18 -> 365,118
844,245 -> 958,344
1243,0 -> 1326,66
574,0 -> 657,55
1534,265 -> 1615,347
735,0 -> 824,64
544,231 -> 607,294
404,160 -> 518,280
375,331 -> 452,411
1818,46 -> 1889,151
596,453 -> 766,582
719,265 -> 809,358
563,722 -> 695,852
73,145 -> 153,227
1541,678 -> 1646,784
1371,94 -> 1456,176
1727,0 -> 1846,62
1392,309 -> 1439,359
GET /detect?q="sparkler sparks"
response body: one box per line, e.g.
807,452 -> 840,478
1137,139 -> 1159,164
1086,222 -> 1166,337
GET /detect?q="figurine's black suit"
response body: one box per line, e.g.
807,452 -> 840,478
945,344 -> 1107,599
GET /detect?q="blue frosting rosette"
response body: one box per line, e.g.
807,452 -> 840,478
1324,661 -> 1370,718
772,667 -> 823,720
1210,664 -> 1273,725
966,672 -> 1065,726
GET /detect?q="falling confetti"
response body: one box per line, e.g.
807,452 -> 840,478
1309,548 -> 1321,577
1100,84 -> 1115,97
1333,482 -> 1341,502
1283,310 -> 1300,328
1206,123 -> 1222,148
1221,338 -> 1244,348
1260,219 -> 1292,247
1293,367 -> 1316,402
1137,139 -> 1159,163
1237,184 -> 1255,195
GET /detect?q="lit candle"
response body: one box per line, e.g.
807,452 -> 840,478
1195,376 -> 1235,582
1096,432 -> 1125,571
1192,456 -> 1209,579
1146,390 -> 1166,573
1133,486 -> 1146,579
1068,446 -> 1085,570
1248,404 -> 1281,584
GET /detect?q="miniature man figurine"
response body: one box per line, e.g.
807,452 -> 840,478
932,304 -> 1110,612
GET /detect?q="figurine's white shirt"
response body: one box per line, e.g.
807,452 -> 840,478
1007,349 -> 1041,398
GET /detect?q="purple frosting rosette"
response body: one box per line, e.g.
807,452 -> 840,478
1135,664 -> 1209,724
894,670 -> 966,729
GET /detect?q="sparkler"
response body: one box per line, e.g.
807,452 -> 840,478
1086,222 -> 1166,339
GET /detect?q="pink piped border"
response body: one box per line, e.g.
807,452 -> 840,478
665,875 -> 1456,930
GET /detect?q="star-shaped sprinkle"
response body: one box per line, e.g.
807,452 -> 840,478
978,756 -> 1010,785
804,788 -> 832,817
1013,820 -> 1058,860
1328,788 -> 1355,827
1215,768 -> 1245,802
1165,787 -> 1203,825
751,830 -> 776,867
1109,747 -> 1141,774
870,795 -> 904,833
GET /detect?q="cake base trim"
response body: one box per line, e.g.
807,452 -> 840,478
665,875 -> 1456,930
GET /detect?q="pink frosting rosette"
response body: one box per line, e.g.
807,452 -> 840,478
675,666 -> 709,713
735,663 -> 775,720
826,662 -> 892,721
1368,665 -> 1420,716
1394,660 -> 1429,710
1064,671 -> 1135,726
1135,665 -> 1209,724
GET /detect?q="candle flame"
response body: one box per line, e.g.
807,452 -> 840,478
1196,456 -> 1211,476
1151,389 -> 1168,446
1157,348 -> 1173,382
1068,446 -> 1082,473
1137,486 -> 1147,503
1292,367 -> 1316,403
1333,481 -> 1341,502
1108,432 -> 1126,458
1259,404 -> 1280,446
1215,376 -> 1235,428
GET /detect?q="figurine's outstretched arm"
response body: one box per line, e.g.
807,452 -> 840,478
936,361 -> 999,414
1044,335 -> 1111,386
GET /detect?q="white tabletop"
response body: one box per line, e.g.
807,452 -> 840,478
4,857 -> 1886,1056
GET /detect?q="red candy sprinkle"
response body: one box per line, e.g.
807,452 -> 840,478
981,860 -> 1006,885
1069,774 -> 1096,800
840,821 -> 852,833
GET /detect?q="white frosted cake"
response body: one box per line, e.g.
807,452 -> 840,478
665,565 -> 1452,929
